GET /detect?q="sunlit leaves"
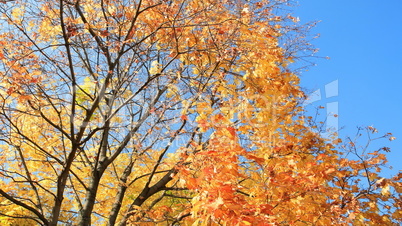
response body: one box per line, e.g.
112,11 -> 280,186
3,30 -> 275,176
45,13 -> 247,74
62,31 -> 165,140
0,0 -> 400,225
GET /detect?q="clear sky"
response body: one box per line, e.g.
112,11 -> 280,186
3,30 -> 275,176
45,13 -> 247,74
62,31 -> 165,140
294,0 -> 402,177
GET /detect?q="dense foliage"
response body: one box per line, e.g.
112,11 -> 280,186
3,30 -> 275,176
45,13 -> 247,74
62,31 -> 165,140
0,0 -> 400,225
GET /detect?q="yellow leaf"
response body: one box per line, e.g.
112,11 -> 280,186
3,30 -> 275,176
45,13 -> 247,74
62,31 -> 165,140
210,196 -> 224,209
149,60 -> 161,75
381,184 -> 390,196
11,6 -> 25,21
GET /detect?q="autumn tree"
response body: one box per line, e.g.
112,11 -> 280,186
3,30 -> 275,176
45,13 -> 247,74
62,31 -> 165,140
0,0 -> 400,225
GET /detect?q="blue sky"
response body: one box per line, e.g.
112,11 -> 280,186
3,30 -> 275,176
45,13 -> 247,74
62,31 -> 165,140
294,0 -> 402,176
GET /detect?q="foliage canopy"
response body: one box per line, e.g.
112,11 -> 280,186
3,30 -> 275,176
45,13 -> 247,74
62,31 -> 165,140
0,0 -> 400,225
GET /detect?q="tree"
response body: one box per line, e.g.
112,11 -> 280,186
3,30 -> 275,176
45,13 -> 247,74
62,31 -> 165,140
0,0 -> 400,225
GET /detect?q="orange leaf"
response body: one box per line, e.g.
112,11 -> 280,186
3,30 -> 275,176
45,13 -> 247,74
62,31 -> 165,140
181,115 -> 188,121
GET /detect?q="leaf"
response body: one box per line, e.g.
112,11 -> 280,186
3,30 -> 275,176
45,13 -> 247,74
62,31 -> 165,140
11,6 -> 25,20
210,196 -> 224,209
149,60 -> 161,75
381,184 -> 390,196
